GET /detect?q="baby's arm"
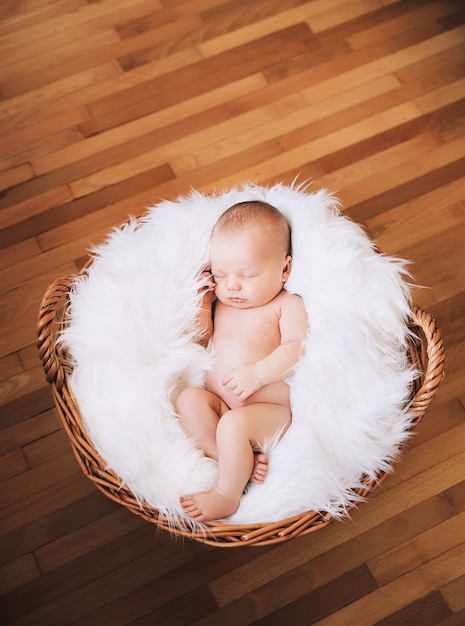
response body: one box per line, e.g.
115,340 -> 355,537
196,269 -> 214,346
256,294 -> 308,384
223,294 -> 309,400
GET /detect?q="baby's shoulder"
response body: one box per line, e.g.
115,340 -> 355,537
275,290 -> 306,313
279,290 -> 304,305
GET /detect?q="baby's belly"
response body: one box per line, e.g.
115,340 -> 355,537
206,369 -> 290,410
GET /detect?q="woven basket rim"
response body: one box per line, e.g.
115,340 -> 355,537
37,269 -> 445,547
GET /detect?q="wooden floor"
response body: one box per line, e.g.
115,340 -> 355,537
1,0 -> 464,623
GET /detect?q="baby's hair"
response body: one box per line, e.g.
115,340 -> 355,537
214,200 -> 292,257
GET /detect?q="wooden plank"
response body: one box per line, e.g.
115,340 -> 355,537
197,1 -> 332,58
0,186 -> 73,230
366,178 -> 465,254
442,574 -> 465,613
82,24 -> 312,134
0,365 -> 57,407
318,98 -> 464,176
0,238 -> 42,272
409,398 -> 465,449
347,152 -> 465,225
0,0 -> 162,44
250,566 -> 378,626
0,385 -> 55,428
208,495 -> 454,623
205,101 -> 421,190
0,163 -> 34,191
312,542 -> 465,625
396,222 -> 465,307
307,0 -> 402,34
77,541 -> 274,625
446,479 -> 465,515
0,162 -> 174,248
0,128 -> 85,173
337,135 -> 465,213
152,584 -> 219,626
0,553 -> 40,596
367,510 -> 465,585
316,131 -> 444,205
383,423 -> 465,492
0,29 -> 120,84
1,30 -> 121,99
345,0 -> 457,50
72,91 -> 311,194
0,262 -> 78,358
0,449 -> 28,481
18,344 -> 44,371
0,451 -> 78,513
372,591 -> 452,626
264,19 -> 465,86
22,428 -> 70,467
427,293 -> 465,346
0,61 -> 122,121
209,450 -> 465,607
34,507 -> 145,573
35,190 -> 157,251
0,408 -> 61,456
76,89 -> 299,193
31,74 -> 267,175
34,138 -> 285,252
2,16 -> 214,100
421,369 -> 465,412
0,235 -> 99,293
5,540 -> 196,625
0,478 -> 107,552
0,0 -> 88,38
0,522 -> 161,617
116,15 -> 207,72
202,67 -> 464,190
170,74 -> 403,176
0,352 -> 23,379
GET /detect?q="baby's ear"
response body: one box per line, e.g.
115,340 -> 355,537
282,255 -> 292,280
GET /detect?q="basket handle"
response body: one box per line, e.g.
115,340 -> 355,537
409,304 -> 445,419
37,274 -> 76,389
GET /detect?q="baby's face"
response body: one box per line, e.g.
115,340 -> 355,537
210,227 -> 291,309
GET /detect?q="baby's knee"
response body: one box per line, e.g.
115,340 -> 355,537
217,409 -> 249,438
175,387 -> 205,414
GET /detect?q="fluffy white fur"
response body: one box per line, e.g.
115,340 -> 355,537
60,183 -> 416,527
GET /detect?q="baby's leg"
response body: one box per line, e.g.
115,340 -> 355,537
176,389 -> 267,483
175,387 -> 228,459
180,403 -> 290,522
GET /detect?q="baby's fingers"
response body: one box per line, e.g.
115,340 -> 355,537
198,272 -> 214,294
222,377 -> 235,390
222,375 -> 241,392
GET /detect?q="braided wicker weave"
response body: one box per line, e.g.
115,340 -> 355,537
37,271 -> 445,547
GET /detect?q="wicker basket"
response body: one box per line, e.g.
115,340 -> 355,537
37,270 -> 445,547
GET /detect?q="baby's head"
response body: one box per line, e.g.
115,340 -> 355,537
210,200 -> 292,308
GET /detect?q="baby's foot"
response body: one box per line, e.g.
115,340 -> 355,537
180,487 -> 240,522
250,452 -> 269,484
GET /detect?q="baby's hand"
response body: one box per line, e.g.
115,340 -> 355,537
197,267 -> 215,305
222,364 -> 263,401
198,266 -> 215,293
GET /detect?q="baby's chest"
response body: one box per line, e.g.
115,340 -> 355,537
214,306 -> 280,346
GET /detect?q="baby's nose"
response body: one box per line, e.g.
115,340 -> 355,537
227,277 -> 241,291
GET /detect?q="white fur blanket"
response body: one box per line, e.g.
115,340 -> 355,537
61,183 -> 416,526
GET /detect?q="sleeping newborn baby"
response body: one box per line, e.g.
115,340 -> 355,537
176,200 -> 309,522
